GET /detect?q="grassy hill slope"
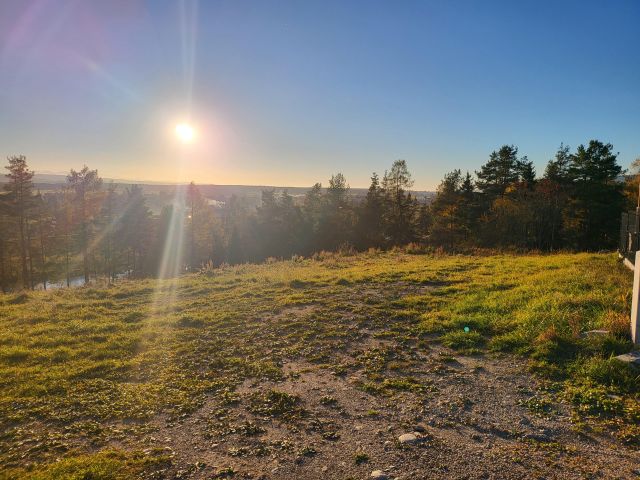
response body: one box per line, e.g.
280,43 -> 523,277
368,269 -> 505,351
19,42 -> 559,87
1,252 -> 638,479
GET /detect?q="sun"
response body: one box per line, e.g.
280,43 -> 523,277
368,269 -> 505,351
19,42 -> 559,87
175,123 -> 195,143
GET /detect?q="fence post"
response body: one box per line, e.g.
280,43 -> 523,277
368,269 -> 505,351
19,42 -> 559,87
631,251 -> 640,345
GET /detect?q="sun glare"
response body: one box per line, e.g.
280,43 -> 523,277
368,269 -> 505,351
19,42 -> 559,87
175,123 -> 195,143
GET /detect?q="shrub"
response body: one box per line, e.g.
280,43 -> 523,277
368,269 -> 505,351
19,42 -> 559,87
404,242 -> 431,255
337,242 -> 356,256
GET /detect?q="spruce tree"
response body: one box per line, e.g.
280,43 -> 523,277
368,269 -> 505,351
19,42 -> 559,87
4,156 -> 35,289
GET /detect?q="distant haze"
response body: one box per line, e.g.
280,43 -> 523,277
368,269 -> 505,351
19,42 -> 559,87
0,173 -> 434,208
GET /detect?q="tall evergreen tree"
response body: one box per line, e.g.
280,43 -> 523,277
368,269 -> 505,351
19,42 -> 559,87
565,140 -> 624,249
429,170 -> 465,249
544,144 -> 572,185
541,144 -> 573,249
120,185 -> 153,276
475,145 -> 520,197
357,173 -> 385,248
515,157 -> 536,188
383,160 -> 416,245
4,155 -> 35,289
318,173 -> 353,250
67,166 -> 102,284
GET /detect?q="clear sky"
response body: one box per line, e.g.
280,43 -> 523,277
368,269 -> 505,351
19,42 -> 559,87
1,0 -> 639,190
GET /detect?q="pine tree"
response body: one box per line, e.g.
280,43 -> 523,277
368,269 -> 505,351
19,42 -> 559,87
565,140 -> 624,249
4,155 -> 35,289
429,170 -> 465,249
358,173 -> 385,248
475,145 -> 520,197
120,185 -> 153,276
67,166 -> 102,284
541,144 -> 573,249
544,144 -> 572,185
382,160 -> 416,245
458,171 -> 478,241
515,157 -> 536,188
186,182 -> 207,269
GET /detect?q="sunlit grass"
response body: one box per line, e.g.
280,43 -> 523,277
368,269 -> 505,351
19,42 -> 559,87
0,251 -> 638,477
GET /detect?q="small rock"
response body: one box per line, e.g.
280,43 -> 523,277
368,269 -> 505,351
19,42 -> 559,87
580,329 -> 609,338
321,466 -> 328,472
413,425 -> 426,433
398,433 -> 418,444
370,470 -> 388,480
522,432 -> 551,443
615,351 -> 640,366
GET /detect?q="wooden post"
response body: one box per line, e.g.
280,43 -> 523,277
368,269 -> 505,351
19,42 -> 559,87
631,250 -> 640,345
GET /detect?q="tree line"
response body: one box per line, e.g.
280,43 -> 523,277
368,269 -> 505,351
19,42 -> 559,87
0,139 -> 631,291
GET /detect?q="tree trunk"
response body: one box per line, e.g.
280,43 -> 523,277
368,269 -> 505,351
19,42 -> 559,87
66,228 -> 71,288
38,219 -> 47,291
0,237 -> 5,293
18,212 -> 29,290
81,191 -> 89,285
25,218 -> 35,290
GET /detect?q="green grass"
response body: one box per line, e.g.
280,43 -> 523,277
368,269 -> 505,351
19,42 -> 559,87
0,250 -> 639,476
0,449 -> 172,480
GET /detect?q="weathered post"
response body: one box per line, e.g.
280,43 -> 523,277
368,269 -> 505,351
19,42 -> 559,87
631,250 -> 640,345
635,186 -> 640,345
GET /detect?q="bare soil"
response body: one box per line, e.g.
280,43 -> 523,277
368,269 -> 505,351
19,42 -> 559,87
117,334 -> 639,479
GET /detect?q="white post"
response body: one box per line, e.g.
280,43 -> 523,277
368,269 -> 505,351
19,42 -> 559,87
631,251 -> 640,345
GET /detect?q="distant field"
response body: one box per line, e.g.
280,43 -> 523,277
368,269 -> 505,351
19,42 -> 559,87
1,252 -> 638,479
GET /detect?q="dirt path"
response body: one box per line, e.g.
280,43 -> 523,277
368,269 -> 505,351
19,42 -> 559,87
120,339 -> 639,479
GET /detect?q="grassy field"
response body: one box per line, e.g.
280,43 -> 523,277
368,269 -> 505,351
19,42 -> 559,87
1,251 -> 639,479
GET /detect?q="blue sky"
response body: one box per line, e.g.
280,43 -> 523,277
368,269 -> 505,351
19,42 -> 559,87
1,0 -> 639,189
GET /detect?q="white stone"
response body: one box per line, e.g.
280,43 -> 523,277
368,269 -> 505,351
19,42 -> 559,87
615,351 -> 640,366
370,470 -> 388,480
398,433 -> 418,444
